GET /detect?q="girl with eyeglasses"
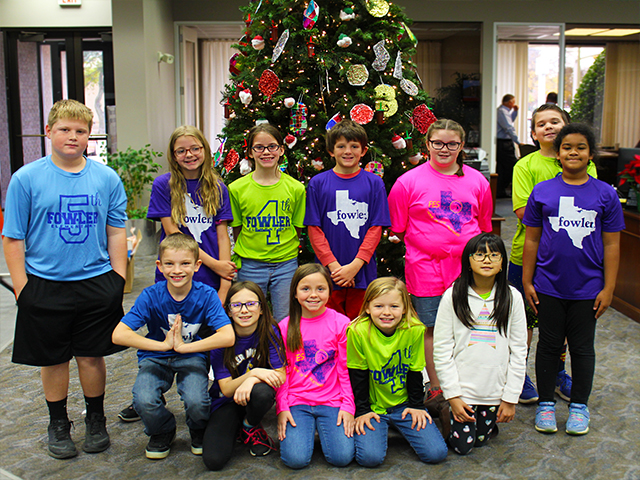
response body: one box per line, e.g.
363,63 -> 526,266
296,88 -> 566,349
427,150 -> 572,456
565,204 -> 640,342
202,281 -> 286,470
433,233 -> 527,454
388,119 -> 493,425
228,124 -> 306,321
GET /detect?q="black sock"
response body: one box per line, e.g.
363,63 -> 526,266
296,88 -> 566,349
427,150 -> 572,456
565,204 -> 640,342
47,398 -> 69,422
84,393 -> 105,418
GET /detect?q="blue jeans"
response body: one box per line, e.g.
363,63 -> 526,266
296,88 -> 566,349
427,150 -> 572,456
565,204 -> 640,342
280,405 -> 355,469
133,356 -> 210,436
238,257 -> 298,321
355,404 -> 448,467
410,295 -> 442,328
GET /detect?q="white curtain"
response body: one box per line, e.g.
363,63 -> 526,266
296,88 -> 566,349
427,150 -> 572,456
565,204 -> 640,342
414,41 -> 442,98
497,41 -> 529,146
200,40 -> 236,148
602,42 -> 640,148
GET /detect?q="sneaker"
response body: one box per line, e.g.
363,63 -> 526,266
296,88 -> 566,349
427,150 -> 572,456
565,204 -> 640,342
145,428 -> 176,460
241,423 -> 276,457
555,370 -> 572,402
535,402 -> 558,433
190,428 -> 205,455
519,374 -> 539,404
117,404 -> 140,423
424,387 -> 445,418
566,403 -> 590,435
47,419 -> 78,459
83,413 -> 110,453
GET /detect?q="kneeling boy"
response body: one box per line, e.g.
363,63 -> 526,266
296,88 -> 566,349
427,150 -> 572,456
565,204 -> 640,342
112,233 -> 234,459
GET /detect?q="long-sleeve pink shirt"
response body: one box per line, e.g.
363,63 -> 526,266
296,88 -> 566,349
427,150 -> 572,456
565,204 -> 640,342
276,308 -> 355,415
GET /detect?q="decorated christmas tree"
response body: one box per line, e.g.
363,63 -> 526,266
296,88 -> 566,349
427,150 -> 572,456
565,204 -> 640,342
218,0 -> 437,278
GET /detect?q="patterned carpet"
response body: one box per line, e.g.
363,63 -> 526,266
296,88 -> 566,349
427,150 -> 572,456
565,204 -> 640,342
2,210 -> 640,479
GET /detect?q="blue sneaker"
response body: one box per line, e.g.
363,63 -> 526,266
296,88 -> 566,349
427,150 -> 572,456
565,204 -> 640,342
519,374 -> 539,404
555,370 -> 572,402
566,403 -> 589,435
535,402 -> 557,433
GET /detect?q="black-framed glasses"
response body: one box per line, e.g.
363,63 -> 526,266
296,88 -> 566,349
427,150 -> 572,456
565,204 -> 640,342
251,143 -> 281,153
228,301 -> 261,312
174,145 -> 203,157
470,252 -> 502,263
429,140 -> 462,151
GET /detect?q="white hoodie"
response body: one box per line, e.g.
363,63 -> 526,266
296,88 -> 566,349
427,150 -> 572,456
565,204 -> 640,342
433,284 -> 527,405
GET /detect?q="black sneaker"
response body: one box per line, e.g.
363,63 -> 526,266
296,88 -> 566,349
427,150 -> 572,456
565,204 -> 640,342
117,404 -> 140,423
83,413 -> 110,453
48,419 -> 77,459
241,423 -> 276,457
145,428 -> 176,460
190,428 -> 205,455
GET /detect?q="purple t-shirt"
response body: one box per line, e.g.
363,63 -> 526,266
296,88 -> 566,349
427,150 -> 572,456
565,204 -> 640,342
148,173 -> 233,289
304,169 -> 390,289
208,327 -> 284,412
523,175 -> 625,299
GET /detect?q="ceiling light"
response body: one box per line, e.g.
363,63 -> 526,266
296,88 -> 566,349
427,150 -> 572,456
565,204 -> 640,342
564,28 -> 610,36
592,29 -> 640,36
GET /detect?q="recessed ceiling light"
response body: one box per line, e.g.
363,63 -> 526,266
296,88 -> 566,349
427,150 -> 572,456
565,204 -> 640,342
565,28 -> 610,36
592,29 -> 640,36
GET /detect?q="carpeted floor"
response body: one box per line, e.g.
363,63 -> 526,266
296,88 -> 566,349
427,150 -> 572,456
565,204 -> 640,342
2,204 -> 640,480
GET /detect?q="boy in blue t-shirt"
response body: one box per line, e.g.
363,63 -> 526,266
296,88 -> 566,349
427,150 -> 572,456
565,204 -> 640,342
305,119 -> 391,319
3,99 -> 128,459
112,233 -> 234,460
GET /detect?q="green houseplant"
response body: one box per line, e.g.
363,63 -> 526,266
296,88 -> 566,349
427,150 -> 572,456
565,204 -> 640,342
106,145 -> 163,219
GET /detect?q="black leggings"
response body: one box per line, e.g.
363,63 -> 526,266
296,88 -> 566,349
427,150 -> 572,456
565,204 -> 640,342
448,405 -> 498,455
202,382 -> 275,471
535,293 -> 597,405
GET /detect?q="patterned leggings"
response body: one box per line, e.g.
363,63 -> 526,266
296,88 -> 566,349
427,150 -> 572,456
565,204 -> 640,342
448,405 -> 498,455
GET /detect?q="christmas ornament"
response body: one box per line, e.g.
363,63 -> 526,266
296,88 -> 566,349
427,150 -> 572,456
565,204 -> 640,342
259,69 -> 280,99
224,149 -> 240,173
271,21 -> 278,42
409,152 -> 423,165
307,37 -> 315,57
284,97 -> 296,108
350,104 -> 374,125
340,7 -> 356,21
303,1 -> 320,29
400,78 -> 419,96
239,89 -> 253,105
239,158 -> 252,175
406,136 -> 413,150
312,158 -> 324,170
284,134 -> 297,149
290,103 -> 308,135
224,101 -> 231,119
393,51 -> 403,80
391,133 -> 406,149
326,113 -> 342,130
229,53 -> 241,76
347,64 -> 369,86
364,160 -> 384,178
279,155 -> 289,173
372,40 -> 390,72
251,35 -> 265,50
213,138 -> 227,168
388,234 -> 401,243
402,22 -> 418,47
255,118 -> 269,126
366,0 -> 389,17
375,110 -> 384,125
411,104 -> 437,134
337,34 -> 352,48
375,84 -> 398,118
272,29 -> 290,63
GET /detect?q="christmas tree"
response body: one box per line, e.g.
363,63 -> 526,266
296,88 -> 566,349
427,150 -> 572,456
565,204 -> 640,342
219,0 -> 437,278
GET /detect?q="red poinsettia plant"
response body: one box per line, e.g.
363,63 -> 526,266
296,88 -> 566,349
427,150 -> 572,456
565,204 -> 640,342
619,154 -> 640,191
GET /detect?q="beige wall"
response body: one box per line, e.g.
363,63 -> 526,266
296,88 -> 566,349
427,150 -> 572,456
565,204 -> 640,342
0,0 -> 111,27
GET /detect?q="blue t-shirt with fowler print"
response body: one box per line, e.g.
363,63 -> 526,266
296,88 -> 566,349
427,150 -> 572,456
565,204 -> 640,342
2,155 -> 127,281
523,175 -> 625,300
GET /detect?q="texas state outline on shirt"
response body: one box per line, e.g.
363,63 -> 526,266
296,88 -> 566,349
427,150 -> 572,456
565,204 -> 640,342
427,191 -> 473,235
326,190 -> 368,239
548,196 -> 596,249
184,193 -> 213,243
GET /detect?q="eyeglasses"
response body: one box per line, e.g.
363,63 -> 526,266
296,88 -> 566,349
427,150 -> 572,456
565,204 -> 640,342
470,252 -> 503,263
174,146 -> 203,157
251,144 -> 281,153
228,301 -> 261,312
429,140 -> 462,151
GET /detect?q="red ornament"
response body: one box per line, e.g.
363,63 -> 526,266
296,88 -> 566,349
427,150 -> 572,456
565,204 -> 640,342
411,104 -> 437,134
375,110 -> 384,125
224,149 -> 240,173
259,69 -> 280,99
350,104 -> 374,125
224,102 -> 231,119
307,37 -> 315,58
271,21 -> 278,41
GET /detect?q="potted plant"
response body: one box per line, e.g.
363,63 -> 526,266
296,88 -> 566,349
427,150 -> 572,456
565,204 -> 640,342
106,145 -> 163,256
619,154 -> 640,212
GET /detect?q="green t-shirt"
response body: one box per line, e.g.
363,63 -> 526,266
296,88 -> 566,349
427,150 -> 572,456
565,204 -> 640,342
510,151 -> 598,265
228,172 -> 306,263
347,319 -> 425,414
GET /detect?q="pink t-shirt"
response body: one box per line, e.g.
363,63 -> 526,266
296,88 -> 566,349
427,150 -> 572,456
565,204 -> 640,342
276,308 -> 355,415
388,162 -> 493,297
